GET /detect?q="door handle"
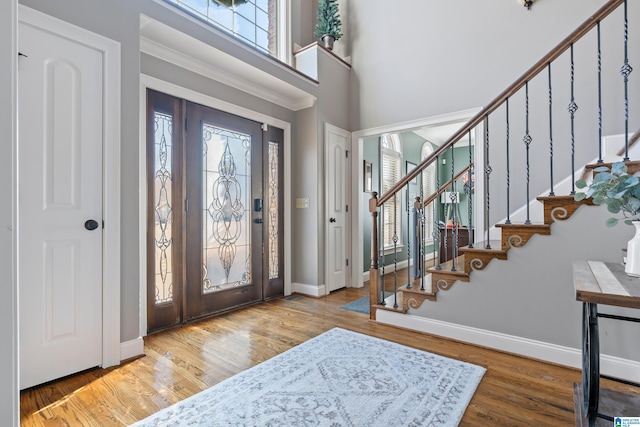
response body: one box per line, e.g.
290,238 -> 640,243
84,219 -> 99,231
329,217 -> 336,223
254,218 -> 263,224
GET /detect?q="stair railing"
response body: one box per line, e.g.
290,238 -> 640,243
369,0 -> 634,319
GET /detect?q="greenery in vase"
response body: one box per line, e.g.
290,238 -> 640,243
314,0 -> 343,41
575,161 -> 640,227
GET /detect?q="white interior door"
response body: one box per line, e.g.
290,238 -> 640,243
18,19 -> 104,389
325,124 -> 350,293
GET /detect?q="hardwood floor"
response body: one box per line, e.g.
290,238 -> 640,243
20,282 -> 639,426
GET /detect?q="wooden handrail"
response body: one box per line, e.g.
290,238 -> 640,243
616,128 -> 640,156
422,163 -> 473,207
377,0 -> 625,207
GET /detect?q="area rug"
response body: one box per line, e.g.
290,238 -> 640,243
130,328 -> 485,427
341,292 -> 392,314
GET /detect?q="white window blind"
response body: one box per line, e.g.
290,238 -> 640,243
381,134 -> 402,248
421,143 -> 436,244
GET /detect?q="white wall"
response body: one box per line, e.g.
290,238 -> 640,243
0,0 -> 18,424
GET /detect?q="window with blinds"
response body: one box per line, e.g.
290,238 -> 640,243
381,134 -> 402,248
421,143 -> 436,244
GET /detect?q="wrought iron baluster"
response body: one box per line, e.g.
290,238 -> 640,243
568,44 -> 579,194
597,21 -> 603,164
484,116 -> 492,250
548,64 -> 555,196
435,156 -> 442,270
467,129 -> 474,247
420,202 -> 426,291
524,81 -> 533,224
406,184 -> 411,289
450,147 -> 457,272
379,201 -> 386,306
505,99 -> 512,224
621,0 -> 633,160
392,194 -> 398,309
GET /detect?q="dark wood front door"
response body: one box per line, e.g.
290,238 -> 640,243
146,90 -> 284,332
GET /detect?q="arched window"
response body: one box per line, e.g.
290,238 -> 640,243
421,142 -> 436,244
380,134 -> 402,248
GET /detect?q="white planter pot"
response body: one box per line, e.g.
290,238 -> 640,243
625,221 -> 640,276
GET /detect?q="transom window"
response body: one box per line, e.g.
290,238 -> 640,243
167,0 -> 284,60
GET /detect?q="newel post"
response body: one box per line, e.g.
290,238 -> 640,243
369,192 -> 379,320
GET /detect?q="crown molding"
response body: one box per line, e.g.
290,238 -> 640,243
140,16 -> 316,111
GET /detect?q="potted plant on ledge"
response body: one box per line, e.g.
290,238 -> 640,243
314,0 -> 343,51
575,161 -> 640,276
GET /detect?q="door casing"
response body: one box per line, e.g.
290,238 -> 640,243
18,5 -> 121,370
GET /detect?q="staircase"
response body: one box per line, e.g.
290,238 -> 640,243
368,0 -> 639,320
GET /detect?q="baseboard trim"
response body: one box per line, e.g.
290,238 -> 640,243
376,310 -> 640,383
292,282 -> 326,297
120,337 -> 144,361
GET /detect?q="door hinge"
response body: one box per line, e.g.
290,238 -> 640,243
346,259 -> 349,266
261,123 -> 268,132
184,117 -> 188,132
345,150 -> 349,158
185,199 -> 189,212
346,205 -> 349,212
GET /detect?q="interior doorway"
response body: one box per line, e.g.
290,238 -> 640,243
146,89 -> 284,332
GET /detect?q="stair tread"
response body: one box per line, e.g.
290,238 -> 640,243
459,240 -> 506,253
537,194 -> 580,201
584,160 -> 640,170
399,283 -> 436,295
496,223 -> 551,229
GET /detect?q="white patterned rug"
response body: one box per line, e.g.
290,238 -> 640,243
130,328 -> 485,427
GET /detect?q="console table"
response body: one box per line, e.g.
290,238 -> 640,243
572,260 -> 640,427
438,227 -> 472,263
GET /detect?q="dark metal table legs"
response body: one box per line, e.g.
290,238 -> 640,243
582,302 -> 600,427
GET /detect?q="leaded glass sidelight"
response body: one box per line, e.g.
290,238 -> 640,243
153,112 -> 174,304
268,141 -> 279,279
202,124 -> 252,293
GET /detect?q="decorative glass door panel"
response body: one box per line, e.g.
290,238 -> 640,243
146,90 -> 183,332
202,125 -> 252,294
185,101 -> 267,320
146,90 -> 284,332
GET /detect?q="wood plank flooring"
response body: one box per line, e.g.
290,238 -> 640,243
20,283 -> 640,426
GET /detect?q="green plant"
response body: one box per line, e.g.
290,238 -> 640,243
314,0 -> 343,41
575,161 -> 640,227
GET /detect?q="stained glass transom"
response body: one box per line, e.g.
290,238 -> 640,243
202,124 -> 251,294
153,112 -> 174,305
268,141 -> 279,279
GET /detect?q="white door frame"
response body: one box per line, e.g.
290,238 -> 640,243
351,108 -> 483,288
139,75 -> 292,336
18,5 -> 121,368
324,123 -> 351,294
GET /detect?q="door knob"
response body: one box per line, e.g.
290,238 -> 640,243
84,219 -> 99,231
329,217 -> 336,223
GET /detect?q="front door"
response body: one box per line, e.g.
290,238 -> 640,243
18,19 -> 104,389
147,90 -> 284,332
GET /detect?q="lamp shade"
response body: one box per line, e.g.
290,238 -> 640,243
441,191 -> 459,204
